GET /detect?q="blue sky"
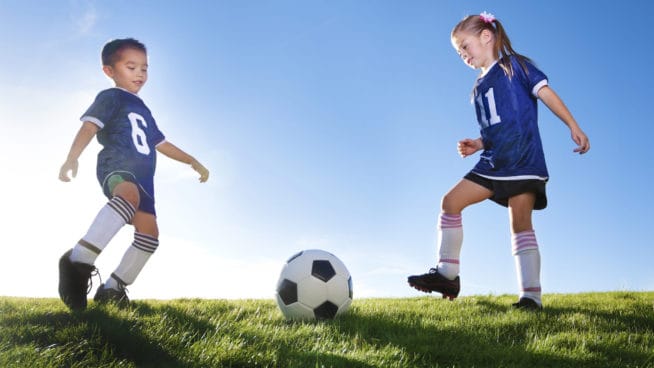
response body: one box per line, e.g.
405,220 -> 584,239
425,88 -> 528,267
1,0 -> 652,301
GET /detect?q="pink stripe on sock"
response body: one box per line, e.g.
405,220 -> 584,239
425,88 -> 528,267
512,230 -> 538,253
514,241 -> 538,251
439,213 -> 462,229
522,287 -> 542,292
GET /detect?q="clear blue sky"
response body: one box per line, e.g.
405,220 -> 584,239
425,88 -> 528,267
1,0 -> 652,301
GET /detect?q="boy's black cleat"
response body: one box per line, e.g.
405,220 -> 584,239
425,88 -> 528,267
58,249 -> 97,311
408,268 -> 460,300
512,297 -> 543,311
94,283 -> 130,308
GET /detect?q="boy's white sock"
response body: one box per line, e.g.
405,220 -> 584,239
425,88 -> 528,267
512,230 -> 542,306
107,232 -> 159,290
70,196 -> 136,265
436,213 -> 463,280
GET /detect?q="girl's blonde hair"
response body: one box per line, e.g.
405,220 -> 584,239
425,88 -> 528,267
451,14 -> 531,78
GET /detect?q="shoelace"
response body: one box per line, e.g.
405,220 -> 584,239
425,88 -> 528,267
87,267 -> 102,295
115,281 -> 129,302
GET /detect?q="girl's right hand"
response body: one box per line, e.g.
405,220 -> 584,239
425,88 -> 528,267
457,138 -> 483,158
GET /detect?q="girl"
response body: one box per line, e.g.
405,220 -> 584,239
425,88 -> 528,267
408,12 -> 589,309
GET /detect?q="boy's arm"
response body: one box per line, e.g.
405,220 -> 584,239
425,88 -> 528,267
537,86 -> 590,154
156,141 -> 209,182
59,121 -> 100,182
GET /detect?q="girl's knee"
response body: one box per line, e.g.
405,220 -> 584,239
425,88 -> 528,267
440,194 -> 457,213
441,192 -> 466,214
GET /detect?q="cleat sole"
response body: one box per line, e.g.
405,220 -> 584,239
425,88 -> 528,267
409,282 -> 458,300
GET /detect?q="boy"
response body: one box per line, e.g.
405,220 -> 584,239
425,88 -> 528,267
58,38 -> 209,311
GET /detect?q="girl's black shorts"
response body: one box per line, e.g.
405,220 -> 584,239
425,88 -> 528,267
464,172 -> 548,210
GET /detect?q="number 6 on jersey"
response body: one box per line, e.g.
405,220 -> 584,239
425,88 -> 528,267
128,112 -> 150,155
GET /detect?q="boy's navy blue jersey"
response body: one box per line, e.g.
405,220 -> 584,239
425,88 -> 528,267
471,56 -> 549,180
81,88 -> 165,202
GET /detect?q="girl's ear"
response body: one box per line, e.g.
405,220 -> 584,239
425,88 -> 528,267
480,29 -> 493,45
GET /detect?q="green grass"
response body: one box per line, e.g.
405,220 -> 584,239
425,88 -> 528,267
1,292 -> 653,367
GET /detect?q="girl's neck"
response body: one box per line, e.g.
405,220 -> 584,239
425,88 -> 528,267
480,59 -> 499,77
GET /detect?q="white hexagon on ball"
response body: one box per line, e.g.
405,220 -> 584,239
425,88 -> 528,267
275,249 -> 353,320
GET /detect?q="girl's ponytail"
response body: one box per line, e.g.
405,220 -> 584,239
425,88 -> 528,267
452,12 -> 532,78
492,18 -> 531,78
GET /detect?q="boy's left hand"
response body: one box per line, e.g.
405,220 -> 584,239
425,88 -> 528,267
191,160 -> 209,182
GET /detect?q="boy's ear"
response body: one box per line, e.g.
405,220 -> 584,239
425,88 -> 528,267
102,65 -> 114,78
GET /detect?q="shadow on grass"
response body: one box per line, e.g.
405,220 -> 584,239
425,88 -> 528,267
336,309 -> 562,366
2,306 -> 186,367
85,306 -> 188,367
541,300 -> 654,367
330,296 -> 654,368
3,300 -> 374,367
132,301 -> 376,368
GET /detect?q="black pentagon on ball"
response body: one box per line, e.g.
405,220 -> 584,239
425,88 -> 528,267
286,251 -> 304,263
311,260 -> 336,282
347,276 -> 353,298
314,301 -> 339,319
277,279 -> 298,305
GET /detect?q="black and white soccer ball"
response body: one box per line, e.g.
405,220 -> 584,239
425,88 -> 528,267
275,249 -> 353,320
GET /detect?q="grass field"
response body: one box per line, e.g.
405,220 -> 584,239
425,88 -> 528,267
1,292 -> 653,367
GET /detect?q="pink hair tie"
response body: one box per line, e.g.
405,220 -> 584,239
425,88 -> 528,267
479,11 -> 495,23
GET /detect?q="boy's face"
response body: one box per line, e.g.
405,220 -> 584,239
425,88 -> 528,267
102,48 -> 148,94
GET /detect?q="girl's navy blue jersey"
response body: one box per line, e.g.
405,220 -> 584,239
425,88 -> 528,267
472,56 -> 549,180
81,88 -> 165,199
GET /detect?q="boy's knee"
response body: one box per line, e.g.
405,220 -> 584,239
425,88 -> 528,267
111,180 -> 140,209
133,211 -> 159,238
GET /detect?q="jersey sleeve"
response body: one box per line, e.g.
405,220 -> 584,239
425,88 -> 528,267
80,89 -> 119,129
513,57 -> 548,98
151,126 -> 166,147
146,111 -> 166,147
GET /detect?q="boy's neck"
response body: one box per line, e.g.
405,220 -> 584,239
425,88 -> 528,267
113,86 -> 140,97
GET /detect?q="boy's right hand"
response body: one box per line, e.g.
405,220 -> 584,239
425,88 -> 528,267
59,160 -> 78,182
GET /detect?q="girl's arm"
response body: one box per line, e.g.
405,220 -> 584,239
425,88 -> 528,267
156,141 -> 209,182
59,121 -> 100,182
537,86 -> 590,154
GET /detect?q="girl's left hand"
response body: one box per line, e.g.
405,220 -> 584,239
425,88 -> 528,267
571,128 -> 590,154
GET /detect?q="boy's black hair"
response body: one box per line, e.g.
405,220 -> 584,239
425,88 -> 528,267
101,38 -> 147,66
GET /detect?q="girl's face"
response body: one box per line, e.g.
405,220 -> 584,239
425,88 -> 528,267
102,48 -> 148,94
451,30 -> 495,71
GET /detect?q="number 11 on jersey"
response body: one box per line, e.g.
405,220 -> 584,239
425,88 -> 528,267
476,87 -> 501,128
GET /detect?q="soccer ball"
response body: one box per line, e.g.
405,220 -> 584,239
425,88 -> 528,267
275,249 -> 353,320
